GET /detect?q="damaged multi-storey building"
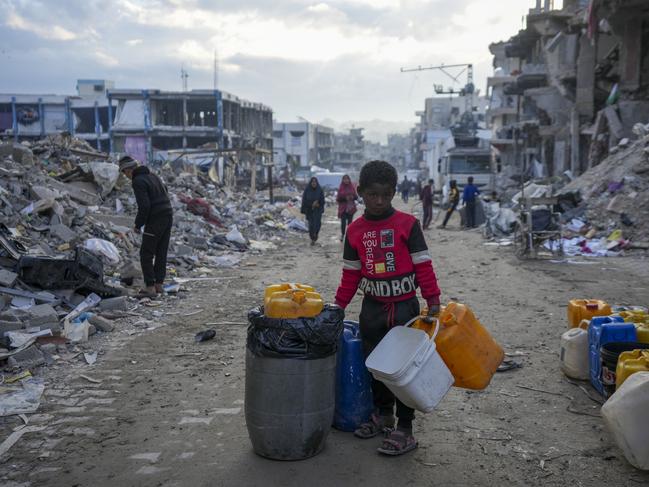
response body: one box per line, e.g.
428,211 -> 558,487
272,121 -> 334,173
0,80 -> 116,151
109,89 -> 273,164
488,0 -> 649,189
0,82 -> 274,177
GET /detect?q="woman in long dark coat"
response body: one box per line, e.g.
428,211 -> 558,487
301,177 -> 325,245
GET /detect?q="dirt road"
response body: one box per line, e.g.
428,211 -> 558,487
2,203 -> 649,487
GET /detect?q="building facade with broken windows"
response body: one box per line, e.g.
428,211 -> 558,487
109,89 -> 273,165
0,83 -> 274,167
487,0 -> 649,189
0,80 -> 117,152
272,121 -> 334,170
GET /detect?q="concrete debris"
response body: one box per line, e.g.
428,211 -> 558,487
0,269 -> 18,287
7,346 -> 46,369
560,133 -> 649,244
0,132 -> 299,382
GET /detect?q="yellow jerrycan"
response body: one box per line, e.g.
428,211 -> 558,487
264,283 -> 324,319
413,302 -> 504,390
635,323 -> 649,344
616,350 -> 649,389
567,300 -> 611,328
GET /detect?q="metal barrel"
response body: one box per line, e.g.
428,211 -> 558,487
244,349 -> 336,461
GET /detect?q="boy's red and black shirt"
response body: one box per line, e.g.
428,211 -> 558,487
335,207 -> 441,309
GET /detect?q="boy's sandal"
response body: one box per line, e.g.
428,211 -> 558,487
377,430 -> 418,456
136,289 -> 157,299
353,414 -> 394,439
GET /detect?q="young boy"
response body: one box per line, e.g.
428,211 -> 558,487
334,160 -> 441,456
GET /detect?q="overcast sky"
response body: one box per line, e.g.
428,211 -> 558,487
0,0 -> 534,125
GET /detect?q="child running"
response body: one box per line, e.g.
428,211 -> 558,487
334,160 -> 442,456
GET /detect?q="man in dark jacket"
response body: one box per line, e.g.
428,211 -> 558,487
119,156 -> 173,296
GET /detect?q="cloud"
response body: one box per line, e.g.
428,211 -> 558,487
0,0 -> 535,123
95,50 -> 119,67
6,11 -> 77,41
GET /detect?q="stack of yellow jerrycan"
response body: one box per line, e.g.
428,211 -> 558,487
567,299 -> 611,328
264,283 -> 324,319
614,309 -> 649,343
412,302 -> 504,390
616,350 -> 649,389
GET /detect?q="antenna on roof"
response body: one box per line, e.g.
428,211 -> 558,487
181,64 -> 189,92
213,48 -> 219,91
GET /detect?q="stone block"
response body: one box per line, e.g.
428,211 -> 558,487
8,345 -> 45,368
18,304 -> 58,327
175,244 -> 193,256
0,321 -> 24,336
88,315 -> 114,332
50,224 -> 78,243
98,296 -> 128,312
0,269 -> 18,287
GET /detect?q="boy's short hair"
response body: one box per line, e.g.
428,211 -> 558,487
468,176 -> 474,183
359,160 -> 398,190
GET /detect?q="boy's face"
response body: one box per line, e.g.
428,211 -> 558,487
359,182 -> 395,216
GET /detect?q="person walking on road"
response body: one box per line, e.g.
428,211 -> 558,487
419,179 -> 434,230
336,174 -> 358,241
119,156 -> 173,297
399,176 -> 410,203
335,160 -> 442,457
439,179 -> 460,229
301,176 -> 325,245
462,176 -> 481,229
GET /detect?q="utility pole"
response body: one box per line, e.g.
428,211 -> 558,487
400,63 -> 475,114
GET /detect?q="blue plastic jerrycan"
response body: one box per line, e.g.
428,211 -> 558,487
588,315 -> 636,395
333,321 -> 373,431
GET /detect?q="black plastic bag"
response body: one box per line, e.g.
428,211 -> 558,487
247,304 -> 344,359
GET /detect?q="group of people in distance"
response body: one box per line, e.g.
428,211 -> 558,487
300,169 -> 482,245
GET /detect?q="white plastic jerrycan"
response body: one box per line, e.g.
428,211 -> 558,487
602,372 -> 649,470
560,327 -> 589,380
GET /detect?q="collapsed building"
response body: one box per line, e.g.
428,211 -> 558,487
487,0 -> 649,189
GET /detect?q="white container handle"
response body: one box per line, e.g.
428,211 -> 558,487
404,315 -> 441,341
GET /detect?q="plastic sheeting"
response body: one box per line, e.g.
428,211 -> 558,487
84,238 -> 120,265
247,305 -> 344,360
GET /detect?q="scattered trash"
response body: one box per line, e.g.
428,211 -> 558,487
83,238 -> 121,265
63,319 -> 90,343
226,225 -> 247,246
0,378 -> 45,416
497,359 -> 523,372
288,219 -> 308,232
84,352 -> 98,365
195,329 -> 216,343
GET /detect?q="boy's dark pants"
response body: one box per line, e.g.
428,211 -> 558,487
465,200 -> 476,228
140,213 -> 173,286
359,296 -> 420,424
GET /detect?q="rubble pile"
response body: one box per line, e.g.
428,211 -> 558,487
560,133 -> 649,246
0,135 -> 304,379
